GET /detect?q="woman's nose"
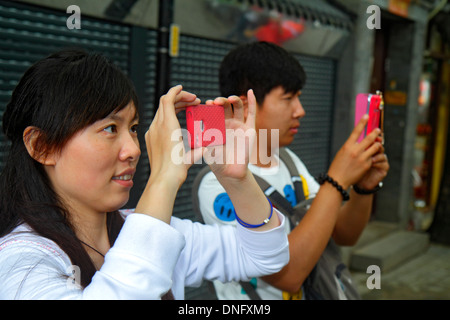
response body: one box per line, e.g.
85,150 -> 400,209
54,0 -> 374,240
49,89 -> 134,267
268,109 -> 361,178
119,134 -> 141,162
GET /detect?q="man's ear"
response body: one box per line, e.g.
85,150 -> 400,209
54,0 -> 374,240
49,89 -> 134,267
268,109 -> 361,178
23,126 -> 56,166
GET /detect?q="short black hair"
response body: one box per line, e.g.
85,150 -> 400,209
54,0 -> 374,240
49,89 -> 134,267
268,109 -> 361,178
219,41 -> 306,104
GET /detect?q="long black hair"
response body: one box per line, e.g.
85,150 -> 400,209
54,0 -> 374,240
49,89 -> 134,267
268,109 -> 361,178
0,49 -> 139,287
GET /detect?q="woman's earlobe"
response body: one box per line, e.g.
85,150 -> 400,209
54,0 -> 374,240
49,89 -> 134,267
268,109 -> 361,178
23,126 -> 56,165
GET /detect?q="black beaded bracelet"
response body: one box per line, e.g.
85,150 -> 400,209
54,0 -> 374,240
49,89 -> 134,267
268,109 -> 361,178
317,173 -> 350,201
353,182 -> 383,195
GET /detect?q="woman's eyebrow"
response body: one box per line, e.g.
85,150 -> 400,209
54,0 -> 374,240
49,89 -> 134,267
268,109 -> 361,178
107,111 -> 139,123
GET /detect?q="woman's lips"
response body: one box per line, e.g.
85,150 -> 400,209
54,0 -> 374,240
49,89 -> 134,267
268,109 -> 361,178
112,170 -> 135,188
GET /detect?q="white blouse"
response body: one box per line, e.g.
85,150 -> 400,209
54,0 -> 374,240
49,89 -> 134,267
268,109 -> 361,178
0,211 -> 288,299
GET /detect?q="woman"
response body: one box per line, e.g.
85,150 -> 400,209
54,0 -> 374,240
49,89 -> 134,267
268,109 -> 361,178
0,49 -> 289,299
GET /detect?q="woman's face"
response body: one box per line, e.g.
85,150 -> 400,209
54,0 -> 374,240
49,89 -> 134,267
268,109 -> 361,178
46,102 -> 141,216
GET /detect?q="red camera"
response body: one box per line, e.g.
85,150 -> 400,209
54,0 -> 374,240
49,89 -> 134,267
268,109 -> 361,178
186,104 -> 226,149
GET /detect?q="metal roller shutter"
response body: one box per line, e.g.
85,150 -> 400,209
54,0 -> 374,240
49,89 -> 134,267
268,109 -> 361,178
290,54 -> 336,179
0,1 -> 131,173
131,28 -> 158,201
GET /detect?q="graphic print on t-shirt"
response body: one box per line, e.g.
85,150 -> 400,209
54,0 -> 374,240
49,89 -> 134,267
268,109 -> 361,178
213,193 -> 235,222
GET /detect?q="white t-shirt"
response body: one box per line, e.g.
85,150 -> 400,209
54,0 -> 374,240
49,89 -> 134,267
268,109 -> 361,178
0,210 -> 288,299
198,148 -> 319,300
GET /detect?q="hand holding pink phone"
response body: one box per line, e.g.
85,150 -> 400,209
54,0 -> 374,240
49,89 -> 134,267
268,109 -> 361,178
354,91 -> 384,143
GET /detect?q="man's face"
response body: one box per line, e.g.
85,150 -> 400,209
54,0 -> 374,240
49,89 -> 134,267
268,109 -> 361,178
255,86 -> 305,149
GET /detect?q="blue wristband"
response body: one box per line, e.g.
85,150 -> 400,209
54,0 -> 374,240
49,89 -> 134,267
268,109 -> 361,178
234,198 -> 274,228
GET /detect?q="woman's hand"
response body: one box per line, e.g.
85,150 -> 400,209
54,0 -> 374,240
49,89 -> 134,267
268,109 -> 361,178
146,85 -> 202,189
136,85 -> 202,224
203,89 -> 257,182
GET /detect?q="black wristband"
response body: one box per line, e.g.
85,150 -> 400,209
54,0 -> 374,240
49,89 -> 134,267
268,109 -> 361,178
317,173 -> 350,201
353,182 -> 383,195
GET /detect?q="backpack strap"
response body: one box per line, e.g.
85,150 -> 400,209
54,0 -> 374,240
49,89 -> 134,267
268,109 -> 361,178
278,148 -> 307,202
253,148 -> 309,219
240,280 -> 261,300
253,175 -> 295,217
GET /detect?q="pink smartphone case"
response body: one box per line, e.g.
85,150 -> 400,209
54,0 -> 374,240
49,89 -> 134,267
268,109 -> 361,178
186,104 -> 226,148
354,93 -> 381,142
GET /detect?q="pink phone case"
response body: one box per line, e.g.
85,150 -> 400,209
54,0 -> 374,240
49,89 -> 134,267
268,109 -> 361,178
354,93 -> 382,143
186,104 -> 226,148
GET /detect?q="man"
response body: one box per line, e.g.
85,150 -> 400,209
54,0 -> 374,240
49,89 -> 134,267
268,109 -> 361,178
196,41 -> 389,299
